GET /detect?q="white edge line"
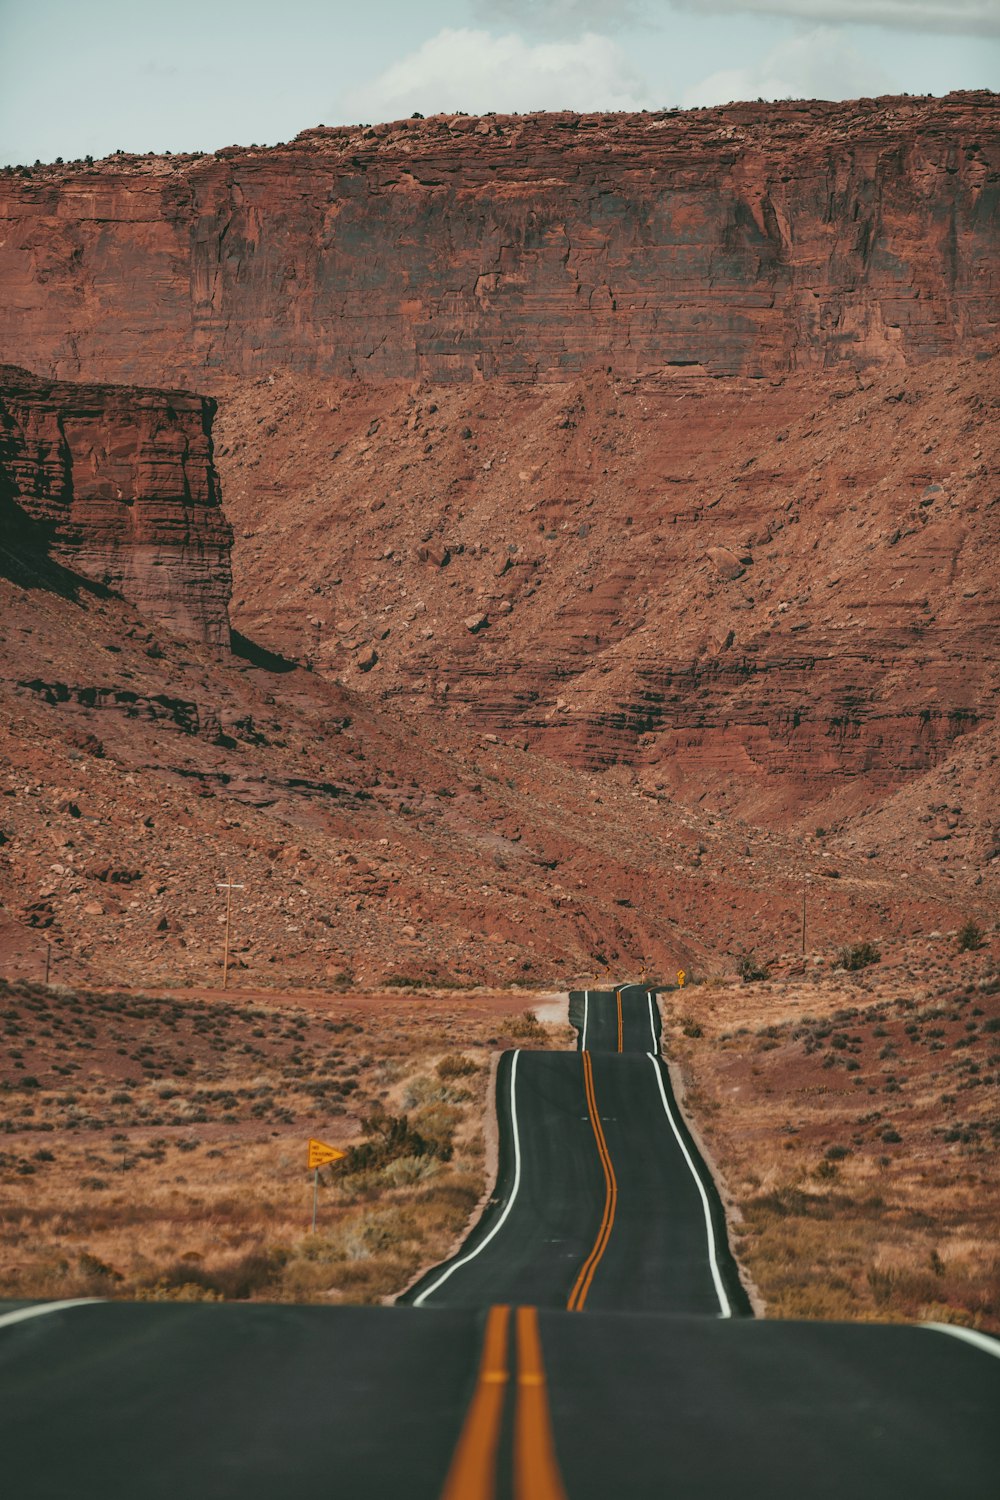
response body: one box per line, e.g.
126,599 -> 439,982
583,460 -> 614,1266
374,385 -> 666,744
922,1322 -> 1000,1360
647,991 -> 658,1054
647,1053 -> 732,1320
582,990 -> 589,1051
0,1298 -> 99,1332
413,1049 -> 522,1307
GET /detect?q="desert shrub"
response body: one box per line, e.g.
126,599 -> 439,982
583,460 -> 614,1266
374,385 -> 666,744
957,920 -> 985,952
403,1074 -> 469,1109
412,1102 -> 461,1159
505,1011 -> 545,1039
682,1018 -> 703,1038
736,951 -> 769,983
868,1266 -> 896,1307
149,1249 -> 286,1301
837,941 -> 881,972
436,1053 -> 479,1080
344,1111 -> 447,1173
78,1252 -> 123,1284
379,1155 -> 442,1188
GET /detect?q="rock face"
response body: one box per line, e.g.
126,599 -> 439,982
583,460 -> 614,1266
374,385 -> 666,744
0,93 -> 996,389
213,351 -> 998,826
0,366 -> 232,646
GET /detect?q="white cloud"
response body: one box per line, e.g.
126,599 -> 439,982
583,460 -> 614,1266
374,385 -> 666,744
682,24 -> 897,103
469,1 -> 647,31
343,27 -> 652,121
670,1 -> 1000,36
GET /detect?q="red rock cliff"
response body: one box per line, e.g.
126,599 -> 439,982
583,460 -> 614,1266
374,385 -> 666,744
0,93 -> 995,390
0,366 -> 232,646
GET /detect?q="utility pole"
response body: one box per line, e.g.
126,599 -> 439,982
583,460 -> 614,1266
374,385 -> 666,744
801,884 -> 807,957
216,876 -> 244,991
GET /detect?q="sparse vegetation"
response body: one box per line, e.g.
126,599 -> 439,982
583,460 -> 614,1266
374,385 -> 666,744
664,937 -> 1000,1332
957,920 -> 985,952
736,951 -> 770,983
0,978 -> 563,1305
837,941 -> 881,972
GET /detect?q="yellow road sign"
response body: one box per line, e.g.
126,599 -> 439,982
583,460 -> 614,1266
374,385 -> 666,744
677,969 -> 686,989
308,1138 -> 346,1170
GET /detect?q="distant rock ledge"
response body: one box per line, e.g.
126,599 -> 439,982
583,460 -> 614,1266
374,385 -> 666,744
0,365 -> 232,647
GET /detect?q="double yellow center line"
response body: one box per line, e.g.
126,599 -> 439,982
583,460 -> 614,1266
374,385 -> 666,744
440,1304 -> 567,1500
566,1050 -> 618,1312
442,992 -> 624,1496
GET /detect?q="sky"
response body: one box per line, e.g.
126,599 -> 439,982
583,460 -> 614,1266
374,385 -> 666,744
1,0 -> 997,165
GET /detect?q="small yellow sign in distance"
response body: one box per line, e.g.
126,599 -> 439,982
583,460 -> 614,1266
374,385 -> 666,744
308,1138 -> 346,1170
677,969 -> 686,989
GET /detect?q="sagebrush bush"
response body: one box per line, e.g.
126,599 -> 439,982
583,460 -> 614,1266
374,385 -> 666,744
837,941 -> 881,972
436,1053 -> 479,1080
736,951 -> 769,983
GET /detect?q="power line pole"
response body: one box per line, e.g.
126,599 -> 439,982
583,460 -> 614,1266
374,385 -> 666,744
216,876 -> 244,991
801,884 -> 807,957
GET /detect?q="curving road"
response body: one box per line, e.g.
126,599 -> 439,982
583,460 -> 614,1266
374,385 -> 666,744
403,991 -> 747,1314
3,982 -> 999,1497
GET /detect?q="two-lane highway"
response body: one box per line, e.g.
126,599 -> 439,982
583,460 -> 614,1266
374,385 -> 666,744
4,979 -> 1000,1497
404,987 -> 748,1314
567,983 -> 661,1054
2,1295 -> 999,1498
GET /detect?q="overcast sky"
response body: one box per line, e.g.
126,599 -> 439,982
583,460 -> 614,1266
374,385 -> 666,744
1,0 -> 997,165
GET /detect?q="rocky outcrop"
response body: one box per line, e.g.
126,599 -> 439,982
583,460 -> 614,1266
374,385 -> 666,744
0,93 -> 995,389
0,366 -> 231,645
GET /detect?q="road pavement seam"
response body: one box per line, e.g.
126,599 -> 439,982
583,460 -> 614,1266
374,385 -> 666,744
567,1051 -> 618,1311
0,1299 -> 99,1332
514,1307 -> 569,1500
647,1053 -> 732,1318
439,1304 -> 511,1500
414,1049 -> 523,1307
616,989 -> 623,1052
921,1323 -> 1000,1360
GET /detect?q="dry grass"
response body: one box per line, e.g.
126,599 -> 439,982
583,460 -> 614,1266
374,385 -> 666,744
0,979 -> 560,1303
664,936 -> 1000,1331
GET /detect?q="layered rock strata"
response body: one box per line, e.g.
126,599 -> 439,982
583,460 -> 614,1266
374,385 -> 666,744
0,93 -> 995,389
214,353 -> 998,826
0,366 -> 231,645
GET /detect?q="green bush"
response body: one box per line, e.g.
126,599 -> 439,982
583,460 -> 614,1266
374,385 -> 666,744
344,1110 -> 450,1172
957,919 -> 985,952
837,941 -> 881,972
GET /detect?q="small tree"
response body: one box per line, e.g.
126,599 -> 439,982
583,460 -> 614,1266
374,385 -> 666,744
957,919 -> 985,952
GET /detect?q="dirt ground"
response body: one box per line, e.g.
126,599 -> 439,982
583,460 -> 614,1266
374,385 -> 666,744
0,979 -> 568,1304
3,948 -> 996,1330
662,932 -> 1000,1332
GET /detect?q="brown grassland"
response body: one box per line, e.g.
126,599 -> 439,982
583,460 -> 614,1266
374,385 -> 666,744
2,942 -> 997,1331
0,979 -> 567,1305
663,933 -> 1000,1332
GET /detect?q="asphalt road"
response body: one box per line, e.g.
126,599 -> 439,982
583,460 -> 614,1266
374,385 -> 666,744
2,1298 -> 998,1498
403,1043 -> 748,1315
567,983 -> 662,1054
5,980 -> 999,1495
